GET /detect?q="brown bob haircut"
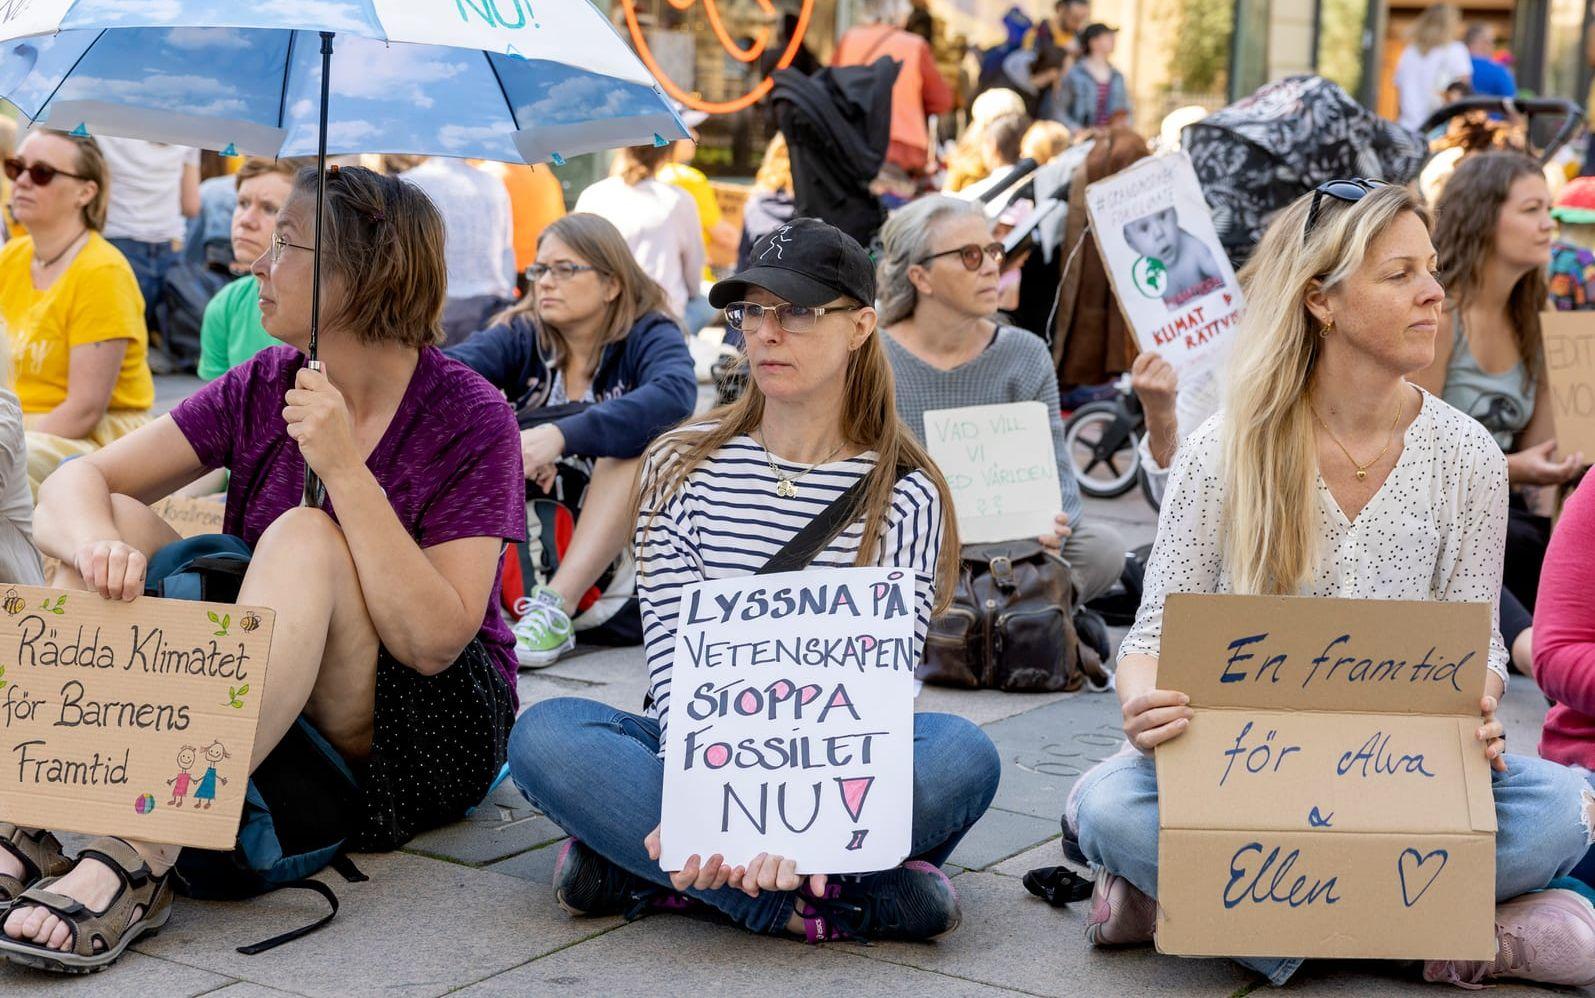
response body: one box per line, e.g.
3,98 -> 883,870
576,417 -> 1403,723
235,156 -> 312,189
290,165 -> 446,348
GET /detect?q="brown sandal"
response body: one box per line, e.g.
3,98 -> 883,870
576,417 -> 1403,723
0,837 -> 174,974
0,823 -> 71,902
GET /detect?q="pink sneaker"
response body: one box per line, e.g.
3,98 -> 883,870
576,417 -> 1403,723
1424,889 -> 1595,989
1083,869 -> 1156,947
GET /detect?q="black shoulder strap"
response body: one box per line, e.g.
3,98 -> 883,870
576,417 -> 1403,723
758,465 -> 914,576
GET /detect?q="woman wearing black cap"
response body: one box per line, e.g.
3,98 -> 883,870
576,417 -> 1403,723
506,218 -> 1000,943
1060,24 -> 1130,132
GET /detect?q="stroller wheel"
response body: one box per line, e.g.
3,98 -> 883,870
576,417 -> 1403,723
1065,401 -> 1141,498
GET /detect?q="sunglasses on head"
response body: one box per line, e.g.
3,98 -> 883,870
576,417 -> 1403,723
1303,178 -> 1389,238
918,241 -> 1005,271
3,157 -> 88,187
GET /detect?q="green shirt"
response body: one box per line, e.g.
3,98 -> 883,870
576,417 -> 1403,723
199,275 -> 281,380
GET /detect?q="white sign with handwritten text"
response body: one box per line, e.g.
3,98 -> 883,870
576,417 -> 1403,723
923,401 -> 1062,544
659,568 -> 916,875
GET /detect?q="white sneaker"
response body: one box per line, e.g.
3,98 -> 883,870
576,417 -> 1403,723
513,586 -> 575,669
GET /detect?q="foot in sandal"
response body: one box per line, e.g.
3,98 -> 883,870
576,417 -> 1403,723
0,837 -> 174,974
0,823 -> 72,902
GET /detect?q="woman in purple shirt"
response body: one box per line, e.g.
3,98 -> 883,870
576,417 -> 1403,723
5,166 -> 525,973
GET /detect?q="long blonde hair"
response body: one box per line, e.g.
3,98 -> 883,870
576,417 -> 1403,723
635,323 -> 962,613
1223,184 -> 1429,595
1408,3 -> 1460,53
492,213 -> 674,374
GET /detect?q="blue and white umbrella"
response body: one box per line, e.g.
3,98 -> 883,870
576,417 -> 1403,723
0,0 -> 687,500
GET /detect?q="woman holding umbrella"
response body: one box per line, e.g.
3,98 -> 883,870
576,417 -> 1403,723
5,166 -> 526,973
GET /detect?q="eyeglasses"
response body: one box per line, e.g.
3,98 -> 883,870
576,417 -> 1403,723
918,242 -> 1005,271
3,157 -> 88,187
1304,178 -> 1388,238
526,262 -> 598,283
268,231 -> 315,265
724,301 -> 862,333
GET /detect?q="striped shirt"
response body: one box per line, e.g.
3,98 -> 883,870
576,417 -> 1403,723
636,433 -> 944,750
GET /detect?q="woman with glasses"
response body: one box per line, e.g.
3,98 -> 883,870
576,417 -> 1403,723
0,129 -> 153,494
1067,180 -> 1595,988
508,217 -> 999,943
11,166 -> 525,972
448,213 -> 696,668
877,196 -> 1125,602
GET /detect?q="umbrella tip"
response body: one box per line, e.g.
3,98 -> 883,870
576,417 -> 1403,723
652,133 -> 668,148
221,143 -> 239,158
550,152 -> 566,167
69,122 -> 89,137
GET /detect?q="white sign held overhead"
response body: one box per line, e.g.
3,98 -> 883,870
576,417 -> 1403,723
659,567 -> 917,875
923,401 -> 1062,544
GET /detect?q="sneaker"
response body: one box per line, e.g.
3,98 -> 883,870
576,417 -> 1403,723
513,586 -> 575,669
795,861 -> 961,943
1424,889 -> 1595,989
1083,869 -> 1156,947
552,839 -> 692,920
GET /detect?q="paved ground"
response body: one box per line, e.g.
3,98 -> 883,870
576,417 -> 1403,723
1,376 -> 1585,996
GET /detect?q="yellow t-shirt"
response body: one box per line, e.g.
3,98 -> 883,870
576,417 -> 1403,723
657,162 -> 721,281
0,232 -> 153,414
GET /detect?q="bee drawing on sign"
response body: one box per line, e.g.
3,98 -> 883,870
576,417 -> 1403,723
240,611 -> 261,633
192,741 -> 231,809
2,589 -> 24,615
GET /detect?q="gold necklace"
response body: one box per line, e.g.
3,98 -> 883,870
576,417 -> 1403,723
756,432 -> 845,498
1309,393 -> 1403,481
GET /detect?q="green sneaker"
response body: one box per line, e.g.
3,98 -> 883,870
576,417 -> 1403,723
513,586 -> 575,669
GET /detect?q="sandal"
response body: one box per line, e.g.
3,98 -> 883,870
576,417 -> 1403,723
0,837 -> 175,974
0,823 -> 71,902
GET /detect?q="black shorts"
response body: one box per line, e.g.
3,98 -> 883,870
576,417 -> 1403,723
354,639 -> 515,851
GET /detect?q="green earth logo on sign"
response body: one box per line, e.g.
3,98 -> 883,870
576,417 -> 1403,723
1132,256 -> 1167,298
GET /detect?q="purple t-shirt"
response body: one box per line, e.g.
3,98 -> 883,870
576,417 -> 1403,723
171,345 -> 526,700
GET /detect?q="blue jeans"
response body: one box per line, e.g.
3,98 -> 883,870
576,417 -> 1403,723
107,236 -> 177,330
509,697 -> 1001,934
1575,771 -> 1595,888
1071,751 -> 1592,986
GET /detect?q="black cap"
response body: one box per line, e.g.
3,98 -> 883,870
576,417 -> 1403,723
708,218 -> 875,309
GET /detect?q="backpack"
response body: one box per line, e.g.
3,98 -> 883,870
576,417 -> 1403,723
919,540 -> 1110,692
153,249 -> 232,372
146,534 -> 365,954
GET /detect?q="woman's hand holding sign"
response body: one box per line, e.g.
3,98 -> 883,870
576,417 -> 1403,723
645,825 -> 828,899
72,539 -> 148,602
1117,652 -> 1193,753
1038,512 -> 1073,552
1477,671 -> 1508,773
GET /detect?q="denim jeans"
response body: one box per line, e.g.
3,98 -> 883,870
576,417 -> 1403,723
1071,750 -> 1592,986
107,237 -> 177,331
509,696 -> 1001,934
1575,770 -> 1595,888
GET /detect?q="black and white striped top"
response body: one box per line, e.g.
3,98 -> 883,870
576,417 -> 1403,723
636,433 -> 944,749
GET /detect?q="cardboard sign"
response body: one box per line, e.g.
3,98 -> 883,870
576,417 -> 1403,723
1085,153 -> 1243,432
1540,310 -> 1595,459
923,402 -> 1063,544
0,586 -> 273,850
152,495 -> 227,539
660,567 -> 916,874
1155,594 -> 1495,961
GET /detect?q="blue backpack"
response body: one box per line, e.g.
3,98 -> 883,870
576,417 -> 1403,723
147,535 -> 367,954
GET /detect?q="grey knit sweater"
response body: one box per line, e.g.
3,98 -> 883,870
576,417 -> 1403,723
884,325 -> 1085,526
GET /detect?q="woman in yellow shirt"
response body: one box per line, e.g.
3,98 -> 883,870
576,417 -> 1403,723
0,129 -> 152,492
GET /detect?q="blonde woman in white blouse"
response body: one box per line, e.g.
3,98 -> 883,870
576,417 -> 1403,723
1067,182 -> 1595,989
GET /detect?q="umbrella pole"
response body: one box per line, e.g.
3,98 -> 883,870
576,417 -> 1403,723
304,30 -> 334,508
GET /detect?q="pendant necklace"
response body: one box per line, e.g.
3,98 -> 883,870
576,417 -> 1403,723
757,432 -> 845,498
1309,393 -> 1403,481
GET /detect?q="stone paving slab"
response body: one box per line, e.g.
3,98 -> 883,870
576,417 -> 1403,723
456,915 -> 1025,997
0,951 -> 230,995
517,646 -> 651,713
132,851 -> 620,998
915,686 -> 1075,726
486,838 -> 566,884
979,695 -> 1128,821
863,872 -> 1255,995
199,984 -> 308,998
946,806 -> 1062,871
403,813 -> 565,866
989,838 -> 1068,879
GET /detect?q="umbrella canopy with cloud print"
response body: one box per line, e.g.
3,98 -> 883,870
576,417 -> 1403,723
0,1 -> 685,500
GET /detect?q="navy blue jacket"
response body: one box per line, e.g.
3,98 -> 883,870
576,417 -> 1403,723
446,311 -> 696,459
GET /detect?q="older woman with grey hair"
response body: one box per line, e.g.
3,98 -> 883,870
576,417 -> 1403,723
878,195 -> 1126,600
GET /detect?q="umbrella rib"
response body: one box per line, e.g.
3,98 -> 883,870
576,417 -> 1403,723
483,52 -> 520,134
32,28 -> 107,126
277,30 -> 299,131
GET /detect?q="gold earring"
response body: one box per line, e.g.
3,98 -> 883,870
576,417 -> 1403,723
1320,319 -> 1333,338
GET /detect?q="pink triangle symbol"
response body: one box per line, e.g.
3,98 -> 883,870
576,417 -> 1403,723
836,776 -> 874,822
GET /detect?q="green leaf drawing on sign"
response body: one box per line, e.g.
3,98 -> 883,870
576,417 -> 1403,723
39,595 -> 67,615
209,611 -> 230,637
222,682 -> 248,709
0,663 -> 7,690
